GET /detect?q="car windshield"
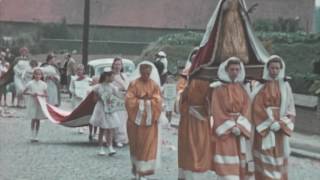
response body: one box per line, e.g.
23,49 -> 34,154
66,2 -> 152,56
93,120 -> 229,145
95,63 -> 135,76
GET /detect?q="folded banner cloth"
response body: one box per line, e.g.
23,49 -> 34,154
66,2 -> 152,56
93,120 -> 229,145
38,91 -> 97,127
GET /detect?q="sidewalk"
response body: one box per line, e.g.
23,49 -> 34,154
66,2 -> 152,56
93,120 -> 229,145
170,114 -> 320,161
291,132 -> 320,160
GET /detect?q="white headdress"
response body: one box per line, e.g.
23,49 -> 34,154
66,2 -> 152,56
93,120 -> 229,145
129,61 -> 161,86
262,55 -> 286,80
217,57 -> 245,83
103,67 -> 112,72
157,51 -> 167,57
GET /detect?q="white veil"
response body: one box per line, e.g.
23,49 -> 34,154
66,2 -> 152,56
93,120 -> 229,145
262,55 -> 286,80
217,57 -> 245,83
130,60 -> 164,170
129,61 -> 161,86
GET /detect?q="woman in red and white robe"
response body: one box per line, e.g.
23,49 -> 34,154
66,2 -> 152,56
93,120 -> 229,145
252,55 -> 295,180
211,57 -> 254,180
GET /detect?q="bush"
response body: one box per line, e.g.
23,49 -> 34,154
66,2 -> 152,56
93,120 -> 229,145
254,18 -> 302,32
39,18 -> 71,39
139,31 -> 202,74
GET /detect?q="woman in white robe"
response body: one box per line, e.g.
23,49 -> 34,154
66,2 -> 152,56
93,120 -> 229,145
111,57 -> 130,147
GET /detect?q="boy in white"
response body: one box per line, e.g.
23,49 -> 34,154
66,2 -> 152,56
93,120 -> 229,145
69,64 -> 91,134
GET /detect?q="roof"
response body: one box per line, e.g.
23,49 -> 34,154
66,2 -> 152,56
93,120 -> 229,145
0,0 -> 315,31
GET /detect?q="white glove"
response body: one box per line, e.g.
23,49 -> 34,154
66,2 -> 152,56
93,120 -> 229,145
138,100 -> 144,111
232,127 -> 241,136
270,121 -> 281,132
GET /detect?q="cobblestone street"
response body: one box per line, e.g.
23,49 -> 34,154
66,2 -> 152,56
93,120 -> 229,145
1,99 -> 320,180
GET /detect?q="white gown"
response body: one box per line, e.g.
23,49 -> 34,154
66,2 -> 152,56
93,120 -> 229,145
113,73 -> 129,144
24,80 -> 47,120
42,65 -> 60,106
90,83 -> 122,129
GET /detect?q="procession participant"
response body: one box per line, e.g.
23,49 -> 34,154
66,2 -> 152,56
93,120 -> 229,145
13,47 -> 31,107
42,54 -> 61,106
24,60 -> 39,84
210,57 -> 253,180
0,61 -> 9,106
111,57 -> 130,147
65,53 -> 76,96
175,47 -> 198,114
154,51 -> 168,86
69,64 -> 91,134
252,55 -> 295,180
4,62 -> 16,107
69,64 -> 91,108
177,57 -> 212,179
90,68 -> 123,156
23,68 -> 47,142
88,75 -> 100,141
125,61 -> 162,180
162,75 -> 176,125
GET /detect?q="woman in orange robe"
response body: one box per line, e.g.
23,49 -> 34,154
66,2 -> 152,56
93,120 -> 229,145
175,48 -> 198,114
125,62 -> 162,180
252,55 -> 295,180
211,57 -> 253,180
177,48 -> 213,180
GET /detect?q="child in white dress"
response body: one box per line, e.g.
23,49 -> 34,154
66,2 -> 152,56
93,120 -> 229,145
90,68 -> 123,156
69,64 -> 92,135
23,68 -> 48,142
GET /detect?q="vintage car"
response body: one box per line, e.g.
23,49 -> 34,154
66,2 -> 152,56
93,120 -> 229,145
88,58 -> 135,77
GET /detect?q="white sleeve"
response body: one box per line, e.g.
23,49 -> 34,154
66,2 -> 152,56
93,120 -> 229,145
285,83 -> 296,117
69,79 -> 75,94
24,81 -> 33,92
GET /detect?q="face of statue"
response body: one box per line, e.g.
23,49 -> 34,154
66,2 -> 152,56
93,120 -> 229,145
226,64 -> 241,81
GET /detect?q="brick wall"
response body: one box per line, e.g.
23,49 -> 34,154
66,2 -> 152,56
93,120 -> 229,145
0,0 -> 315,32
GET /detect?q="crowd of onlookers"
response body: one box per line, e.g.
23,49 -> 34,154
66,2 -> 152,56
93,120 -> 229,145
0,47 -> 78,107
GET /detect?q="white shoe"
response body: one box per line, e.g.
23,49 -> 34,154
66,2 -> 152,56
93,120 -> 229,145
116,142 -> 123,148
33,136 -> 39,142
98,147 -> 106,156
78,127 -> 84,134
30,131 -> 37,142
108,146 -> 116,156
139,176 -> 147,180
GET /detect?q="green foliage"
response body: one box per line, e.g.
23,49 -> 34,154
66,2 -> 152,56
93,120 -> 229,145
254,18 -> 302,33
140,31 -> 320,94
139,32 -> 202,74
257,32 -> 320,44
289,73 -> 320,95
315,7 -> 320,33
39,18 -> 71,39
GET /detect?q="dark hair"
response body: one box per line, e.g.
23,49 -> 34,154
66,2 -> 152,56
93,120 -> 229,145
29,60 -> 38,67
225,59 -> 241,70
111,57 -> 124,72
267,57 -> 283,69
46,54 -> 54,63
99,71 -> 113,83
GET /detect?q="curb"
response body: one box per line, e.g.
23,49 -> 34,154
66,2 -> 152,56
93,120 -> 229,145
171,116 -> 320,161
290,148 -> 320,161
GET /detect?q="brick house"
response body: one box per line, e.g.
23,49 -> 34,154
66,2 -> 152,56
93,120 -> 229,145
0,0 -> 316,54
0,0 -> 315,32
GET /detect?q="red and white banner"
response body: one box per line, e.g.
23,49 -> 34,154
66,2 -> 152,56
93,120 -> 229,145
38,92 -> 97,127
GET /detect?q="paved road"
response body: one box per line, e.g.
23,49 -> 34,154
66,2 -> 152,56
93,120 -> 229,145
1,99 -> 320,180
